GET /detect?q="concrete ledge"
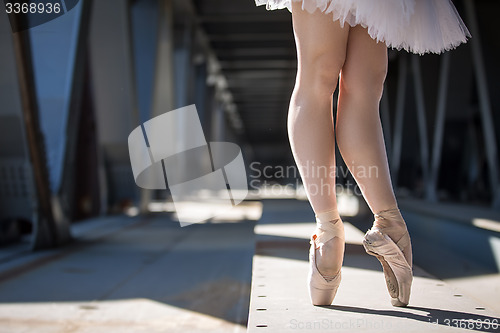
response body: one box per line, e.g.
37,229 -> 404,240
248,218 -> 500,332
0,214 -> 255,333
0,215 -> 143,283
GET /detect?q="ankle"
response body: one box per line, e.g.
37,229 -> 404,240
315,208 -> 340,224
374,207 -> 405,226
373,207 -> 407,241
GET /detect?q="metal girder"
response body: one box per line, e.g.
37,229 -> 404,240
463,0 -> 500,208
58,0 -> 94,222
10,19 -> 66,249
152,0 -> 176,116
411,56 -> 430,192
89,0 -> 141,212
427,53 -> 451,202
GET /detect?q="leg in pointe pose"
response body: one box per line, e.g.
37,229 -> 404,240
255,0 -> 470,307
289,1 -> 412,306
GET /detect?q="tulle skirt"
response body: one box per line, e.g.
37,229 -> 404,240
254,0 -> 471,55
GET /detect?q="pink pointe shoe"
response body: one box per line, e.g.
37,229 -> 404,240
362,209 -> 413,307
308,210 -> 345,306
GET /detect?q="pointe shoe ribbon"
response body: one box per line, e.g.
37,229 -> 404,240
311,210 -> 345,251
308,209 -> 344,306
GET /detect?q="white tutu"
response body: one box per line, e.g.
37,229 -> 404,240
255,0 -> 471,55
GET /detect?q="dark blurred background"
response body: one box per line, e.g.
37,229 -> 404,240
0,0 -> 500,246
1,0 -> 499,248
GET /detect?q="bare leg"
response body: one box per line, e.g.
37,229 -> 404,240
336,26 -> 410,263
289,3 -> 349,277
337,25 -> 395,213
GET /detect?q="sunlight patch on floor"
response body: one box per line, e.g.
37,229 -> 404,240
0,298 -> 245,333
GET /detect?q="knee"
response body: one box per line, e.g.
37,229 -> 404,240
297,52 -> 345,98
339,64 -> 387,102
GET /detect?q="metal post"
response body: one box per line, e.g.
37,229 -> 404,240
212,102 -> 226,142
90,0 -> 144,212
463,0 -> 500,208
11,24 -> 59,249
174,17 -> 195,109
427,52 -> 451,202
139,0 -> 175,212
411,56 -> 430,194
151,0 -> 175,116
60,0 -> 93,221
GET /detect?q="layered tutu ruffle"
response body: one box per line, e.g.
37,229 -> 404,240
255,0 -> 471,55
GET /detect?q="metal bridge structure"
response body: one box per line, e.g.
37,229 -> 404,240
0,1 -> 499,331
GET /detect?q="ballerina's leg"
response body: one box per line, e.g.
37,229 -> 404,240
289,2 -> 349,277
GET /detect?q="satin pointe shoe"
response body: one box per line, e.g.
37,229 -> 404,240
362,208 -> 413,307
308,209 -> 345,306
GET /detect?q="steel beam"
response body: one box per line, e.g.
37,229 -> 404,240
427,53 -> 451,202
58,0 -> 94,222
89,0 -> 140,212
463,0 -> 500,208
10,20 -> 64,249
152,0 -> 176,117
411,56 -> 430,193
140,0 -> 176,211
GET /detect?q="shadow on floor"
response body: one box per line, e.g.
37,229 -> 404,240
327,304 -> 500,333
0,214 -> 256,330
